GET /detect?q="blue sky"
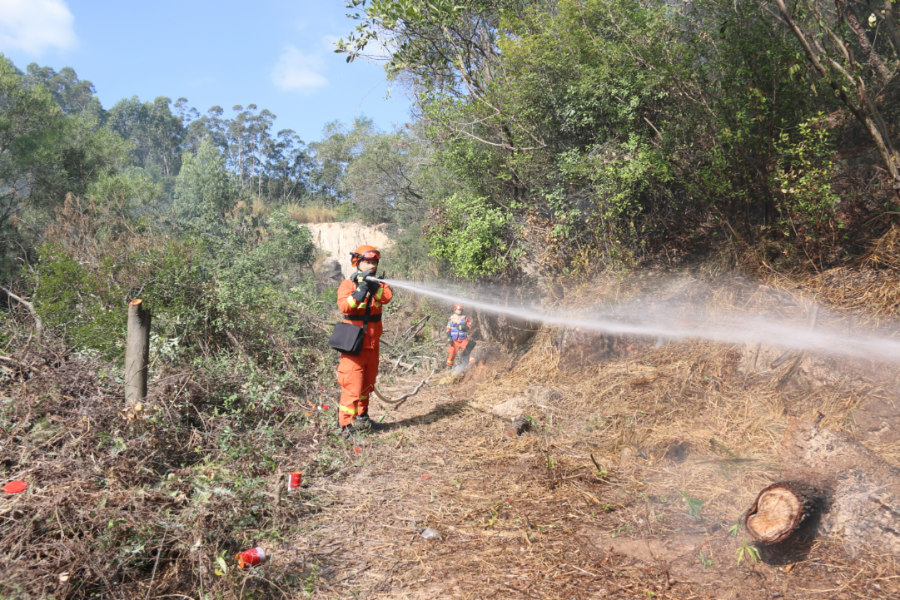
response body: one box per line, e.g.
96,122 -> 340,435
0,0 -> 414,143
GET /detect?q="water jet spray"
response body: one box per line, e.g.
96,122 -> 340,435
367,276 -> 900,364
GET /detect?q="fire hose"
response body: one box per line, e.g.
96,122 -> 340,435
362,275 -> 437,409
371,367 -> 435,409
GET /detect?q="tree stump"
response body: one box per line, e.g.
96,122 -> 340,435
745,481 -> 821,545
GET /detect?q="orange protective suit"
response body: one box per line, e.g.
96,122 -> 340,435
336,276 -> 392,428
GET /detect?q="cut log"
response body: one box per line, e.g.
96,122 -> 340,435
504,416 -> 531,438
745,481 -> 821,545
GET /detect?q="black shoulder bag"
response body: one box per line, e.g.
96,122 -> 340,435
328,296 -> 371,355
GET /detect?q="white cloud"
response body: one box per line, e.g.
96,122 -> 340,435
0,0 -> 76,55
271,45 -> 328,93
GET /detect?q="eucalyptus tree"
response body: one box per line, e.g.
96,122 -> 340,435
107,95 -> 185,178
22,64 -> 101,117
173,139 -> 236,228
182,105 -> 229,157
1,57 -> 144,280
262,129 -> 310,204
307,118 -> 379,207
225,104 -> 275,197
0,56 -> 66,272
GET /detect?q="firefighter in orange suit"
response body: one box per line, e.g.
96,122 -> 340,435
336,245 -> 392,436
446,303 -> 475,369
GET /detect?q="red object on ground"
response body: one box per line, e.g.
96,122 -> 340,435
235,547 -> 266,568
287,472 -> 302,491
3,480 -> 26,494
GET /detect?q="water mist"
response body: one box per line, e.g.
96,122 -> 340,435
369,275 -> 900,363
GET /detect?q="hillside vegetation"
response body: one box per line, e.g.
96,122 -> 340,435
1,0 -> 900,597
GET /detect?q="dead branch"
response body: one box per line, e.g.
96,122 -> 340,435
0,285 -> 43,340
0,353 -> 40,377
401,315 -> 430,342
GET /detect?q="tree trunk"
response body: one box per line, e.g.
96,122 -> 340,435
745,481 -> 822,545
125,298 -> 150,404
876,0 -> 900,59
772,0 -> 900,200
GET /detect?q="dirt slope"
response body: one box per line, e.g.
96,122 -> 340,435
306,222 -> 393,278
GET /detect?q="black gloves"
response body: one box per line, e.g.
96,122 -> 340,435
446,331 -> 452,341
351,273 -> 369,302
351,270 -> 378,303
351,288 -> 367,303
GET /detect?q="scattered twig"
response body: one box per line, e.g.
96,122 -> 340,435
144,531 -> 166,600
776,305 -> 819,390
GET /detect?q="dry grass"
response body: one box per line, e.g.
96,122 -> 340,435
285,203 -> 337,224
2,265 -> 900,599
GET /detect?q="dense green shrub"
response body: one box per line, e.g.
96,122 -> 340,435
425,192 -> 517,278
32,243 -> 126,359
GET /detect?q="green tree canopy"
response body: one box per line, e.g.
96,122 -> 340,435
173,139 -> 236,226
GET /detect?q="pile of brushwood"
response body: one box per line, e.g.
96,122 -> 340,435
0,281 -> 446,599
0,337 -> 316,597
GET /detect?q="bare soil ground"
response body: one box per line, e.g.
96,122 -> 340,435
278,331 -> 900,600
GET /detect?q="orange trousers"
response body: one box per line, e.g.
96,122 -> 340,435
446,338 -> 472,366
337,348 -> 379,428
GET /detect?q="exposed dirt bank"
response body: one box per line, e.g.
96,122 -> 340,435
305,222 -> 393,278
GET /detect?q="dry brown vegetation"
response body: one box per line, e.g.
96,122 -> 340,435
285,203 -> 338,224
2,263 -> 900,599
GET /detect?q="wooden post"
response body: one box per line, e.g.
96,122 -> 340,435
125,298 -> 150,404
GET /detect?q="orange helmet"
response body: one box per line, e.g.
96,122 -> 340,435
453,303 -> 463,311
350,245 -> 380,268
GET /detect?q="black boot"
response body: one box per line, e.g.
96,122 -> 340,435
354,412 -> 381,432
